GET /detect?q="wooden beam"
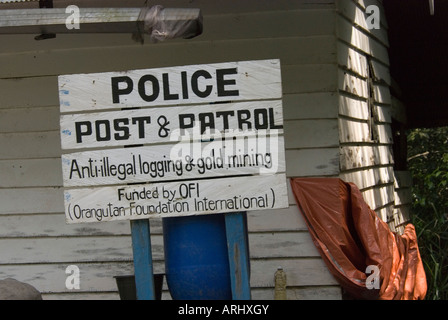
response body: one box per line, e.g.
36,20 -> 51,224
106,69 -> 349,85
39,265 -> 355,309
0,7 -> 201,34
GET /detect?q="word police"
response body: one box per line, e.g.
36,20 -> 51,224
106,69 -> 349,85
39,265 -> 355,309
111,67 -> 239,104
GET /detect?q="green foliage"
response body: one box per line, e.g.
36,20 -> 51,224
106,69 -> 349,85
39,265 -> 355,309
407,127 -> 448,300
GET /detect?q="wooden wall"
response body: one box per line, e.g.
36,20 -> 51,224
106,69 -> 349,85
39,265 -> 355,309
0,1 -> 342,299
336,0 -> 399,224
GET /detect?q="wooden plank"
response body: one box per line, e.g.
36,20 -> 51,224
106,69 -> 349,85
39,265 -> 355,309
0,187 -> 64,214
225,212 -> 251,300
0,230 -> 317,264
130,219 -> 156,300
0,76 -> 58,109
58,60 -> 282,113
0,36 -> 338,79
0,158 -> 62,187
0,131 -> 61,160
338,42 -> 368,78
340,165 -> 394,190
338,118 -> 370,143
283,92 -> 338,120
0,236 -> 137,264
0,205 -> 306,238
339,145 -> 393,171
248,205 -> 308,232
339,94 -> 370,120
337,17 -> 389,65
63,174 -> 289,223
60,100 -> 284,150
0,106 -> 59,133
284,119 -> 339,149
339,69 -> 369,98
62,136 -> 285,187
0,213 -> 133,238
285,148 -> 340,177
0,8 -> 200,35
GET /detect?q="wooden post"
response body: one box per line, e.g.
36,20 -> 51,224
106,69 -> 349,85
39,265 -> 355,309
130,219 -> 156,300
225,212 -> 251,300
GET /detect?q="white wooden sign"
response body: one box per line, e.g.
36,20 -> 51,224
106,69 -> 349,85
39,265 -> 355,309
59,59 -> 288,223
60,100 -> 283,150
58,59 -> 282,113
64,174 -> 288,223
62,136 -> 285,187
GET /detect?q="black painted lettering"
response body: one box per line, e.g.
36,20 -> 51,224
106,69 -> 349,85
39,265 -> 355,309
138,75 -> 160,102
162,73 -> 179,100
191,70 -> 213,98
95,120 -> 111,141
181,71 -> 189,99
111,76 -> 133,104
199,112 -> 215,134
216,111 -> 235,130
216,68 -> 239,97
237,110 -> 252,130
113,118 -> 130,140
179,114 -> 195,129
269,108 -> 283,129
131,116 -> 151,138
254,108 -> 268,129
75,121 -> 92,143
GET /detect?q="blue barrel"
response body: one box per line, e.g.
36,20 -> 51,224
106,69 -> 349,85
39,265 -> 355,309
162,214 -> 232,300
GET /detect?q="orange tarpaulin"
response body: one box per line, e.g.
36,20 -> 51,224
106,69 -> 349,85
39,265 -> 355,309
290,178 -> 427,300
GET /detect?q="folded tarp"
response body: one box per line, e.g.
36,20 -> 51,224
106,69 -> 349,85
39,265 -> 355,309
290,178 -> 427,300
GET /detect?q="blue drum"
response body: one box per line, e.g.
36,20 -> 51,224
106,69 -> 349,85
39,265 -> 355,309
162,214 -> 232,300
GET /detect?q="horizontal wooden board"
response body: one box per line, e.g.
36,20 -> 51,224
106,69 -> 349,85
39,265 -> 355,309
0,36 -> 337,79
339,145 -> 393,171
64,174 -> 289,223
60,100 -> 283,150
0,205 -> 305,238
0,187 -> 64,215
0,131 -> 61,160
0,158 -> 62,187
0,65 -> 338,110
0,106 -> 59,133
337,17 -> 389,66
0,230 -> 317,264
58,60 -> 282,112
339,165 -> 394,191
62,136 -> 285,187
284,119 -> 339,149
286,148 -> 340,177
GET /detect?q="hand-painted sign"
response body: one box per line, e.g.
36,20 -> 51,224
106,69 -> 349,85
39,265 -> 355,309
59,59 -> 288,223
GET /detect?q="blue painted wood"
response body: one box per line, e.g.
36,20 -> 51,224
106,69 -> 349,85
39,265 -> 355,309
225,212 -> 251,300
130,219 -> 156,300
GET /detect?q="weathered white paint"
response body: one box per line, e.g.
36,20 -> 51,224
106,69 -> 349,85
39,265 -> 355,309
58,59 -> 282,112
62,136 -> 285,187
64,174 -> 289,223
60,100 -> 284,150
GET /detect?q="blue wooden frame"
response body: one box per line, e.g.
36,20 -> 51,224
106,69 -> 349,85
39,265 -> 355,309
130,212 -> 251,300
225,212 -> 252,300
130,219 -> 156,300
